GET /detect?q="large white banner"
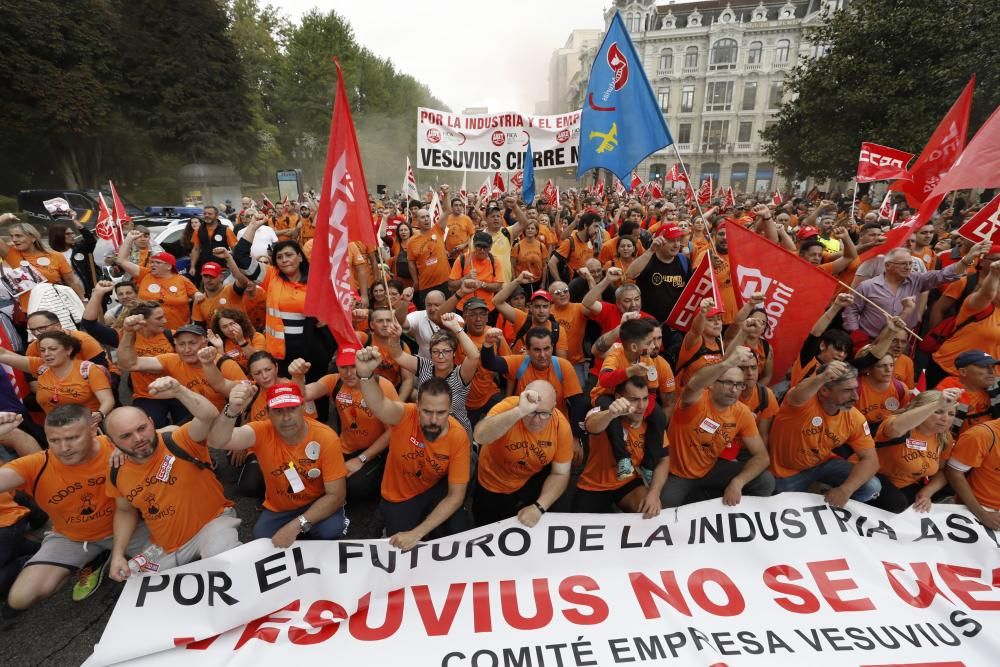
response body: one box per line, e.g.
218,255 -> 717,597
417,107 -> 582,172
86,494 -> 1000,666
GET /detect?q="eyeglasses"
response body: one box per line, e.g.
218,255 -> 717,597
28,323 -> 57,335
526,411 -> 553,420
715,380 -> 747,391
551,288 -> 568,295
430,348 -> 454,357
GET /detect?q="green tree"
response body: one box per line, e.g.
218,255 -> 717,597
762,0 -> 1000,181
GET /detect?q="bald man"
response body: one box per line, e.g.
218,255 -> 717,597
399,289 -> 447,359
104,377 -> 241,581
472,382 -> 574,527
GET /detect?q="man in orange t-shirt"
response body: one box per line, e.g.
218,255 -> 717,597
770,361 -> 880,506
662,347 -> 774,507
472,383 -> 573,527
946,417 -> 1000,529
444,198 -> 476,256
408,208 -> 451,307
0,407 -> 150,611
448,232 -> 502,311
209,382 -> 348,546
355,347 -> 471,550
935,350 -> 1000,436
105,377 -> 240,581
494,273 -> 569,357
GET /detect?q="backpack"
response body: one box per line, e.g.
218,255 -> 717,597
553,235 -> 577,283
920,301 -> 994,354
108,430 -> 212,489
511,315 -> 561,355
459,252 -> 496,277
515,355 -> 563,384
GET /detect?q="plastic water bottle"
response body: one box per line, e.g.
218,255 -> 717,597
127,544 -> 165,576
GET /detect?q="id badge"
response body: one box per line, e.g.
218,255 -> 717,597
284,463 -> 306,493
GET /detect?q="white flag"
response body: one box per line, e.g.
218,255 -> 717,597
403,157 -> 419,201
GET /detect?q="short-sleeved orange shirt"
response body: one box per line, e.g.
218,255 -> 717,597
874,421 -> 951,490
501,355 -> 582,417
136,266 -> 197,329
26,330 -> 104,363
248,419 -> 347,512
348,241 -> 373,293
551,302 -> 589,366
381,404 -> 470,503
192,284 -> 244,325
667,391 -> 759,479
935,376 -> 991,434
5,247 -> 73,308
769,395 -> 875,478
675,336 -> 723,387
509,309 -> 569,356
128,330 -> 175,399
29,358 -> 110,414
857,377 -> 909,431
408,231 -> 450,290
555,235 -> 595,274
591,343 -> 660,401
444,214 -> 475,253
105,424 -> 231,552
578,415 -> 668,492
457,331 -> 511,410
933,302 -> 1000,376
477,397 -> 573,494
220,332 -> 266,370
320,373 -> 398,453
949,420 -> 1000,510
894,354 -> 915,390
511,238 -> 547,281
7,437 -> 116,541
449,253 -> 498,310
155,354 -> 247,408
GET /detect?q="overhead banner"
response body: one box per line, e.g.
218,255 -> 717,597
417,107 -> 582,172
86,494 -> 1000,666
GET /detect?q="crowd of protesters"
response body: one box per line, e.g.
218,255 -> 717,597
0,182 -> 998,623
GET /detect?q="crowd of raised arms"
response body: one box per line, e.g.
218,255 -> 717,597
0,183 -> 998,620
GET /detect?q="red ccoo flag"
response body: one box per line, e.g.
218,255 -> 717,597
492,171 -> 506,195
629,171 -> 642,191
543,179 -> 556,203
510,170 -> 524,189
478,175 -> 491,203
771,190 -> 783,206
666,163 -> 682,182
723,187 -> 735,210
877,191 -> 894,219
856,142 -> 914,183
727,222 -> 840,381
108,180 -> 129,247
614,177 -> 626,197
956,193 -> 1000,244
594,180 -> 605,198
303,58 -> 376,350
697,176 -> 713,206
891,76 -> 975,208
664,253 -> 722,332
95,192 -> 120,250
928,103 -> 1000,198
649,180 -> 663,199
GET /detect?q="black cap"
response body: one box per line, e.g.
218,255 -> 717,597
174,324 -> 207,337
462,297 -> 489,312
473,231 -> 492,247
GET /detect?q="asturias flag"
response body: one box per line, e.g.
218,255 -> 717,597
578,11 -> 673,186
522,140 -> 536,205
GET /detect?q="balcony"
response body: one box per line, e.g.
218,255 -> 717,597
701,142 -> 731,153
675,143 -> 693,154
735,142 -> 754,153
656,69 -> 673,78
744,63 -> 762,72
773,61 -> 790,70
682,66 -> 698,75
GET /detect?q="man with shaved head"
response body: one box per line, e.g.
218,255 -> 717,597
399,288 -> 447,359
104,377 -> 240,581
472,382 -> 573,527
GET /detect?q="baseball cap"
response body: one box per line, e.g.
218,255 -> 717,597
656,224 -> 686,240
955,350 -> 1000,369
705,305 -> 725,318
473,231 -> 492,247
174,324 -> 206,337
462,297 -> 489,312
796,226 -> 820,240
485,202 -> 502,214
266,383 -> 304,409
529,289 -> 553,303
150,252 -> 177,270
200,261 -> 224,277
336,346 -> 357,367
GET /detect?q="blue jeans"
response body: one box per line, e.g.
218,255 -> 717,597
252,503 -> 348,541
774,458 -> 881,502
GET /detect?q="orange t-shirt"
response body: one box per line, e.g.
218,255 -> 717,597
591,343 -> 660,401
320,374 -> 398,453
555,235 -> 596,273
192,284 -> 244,325
675,336 -> 723,387
509,309 -> 569,356
449,253 -> 498,310
457,331 -> 511,410
536,224 -> 559,249
242,287 -> 267,331
598,236 -> 645,264
105,424 -> 231,552
4,248 -> 73,309
408,231 -> 450,290
950,421 -> 1000,510
444,214 -> 475,253
501,355 -> 582,417
136,266 -> 197,329
874,421 -> 951,490
511,238 -> 547,281
29,358 -> 110,414
894,354 -> 915,390
578,415 -> 668,492
348,241 -> 373,293
857,376 -> 909,431
935,376 -> 991,434
693,251 -> 738,324
721,383 -> 780,461
26,330 -> 104,363
381,403 -> 470,503
248,419 -> 347,512
477,397 -> 573,494
769,395 -> 875,478
667,391 -> 759,479
129,330 -> 175,399
551,302 -> 589,366
155,354 -> 247,408
220,332 -> 266,370
357,332 -> 409,388
7,438 -> 116,541
933,302 -> 1000,376
0,477 -> 28,528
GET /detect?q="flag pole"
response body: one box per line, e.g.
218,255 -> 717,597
836,280 -> 923,341
669,144 -> 717,254
849,149 -> 861,223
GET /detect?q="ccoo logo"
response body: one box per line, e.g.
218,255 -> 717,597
734,266 -> 773,300
491,130 -> 506,147
608,43 -> 629,90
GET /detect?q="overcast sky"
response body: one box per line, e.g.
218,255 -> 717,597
276,0 -> 611,113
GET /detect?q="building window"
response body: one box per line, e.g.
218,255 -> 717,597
738,121 -> 753,143
775,39 -> 791,64
747,41 -> 763,64
731,162 -> 750,191
649,163 -> 667,182
810,42 -> 829,59
628,13 -> 643,32
755,163 -> 775,192
742,81 -> 757,110
657,89 -> 670,112
704,81 -> 734,111
768,81 -> 784,108
709,39 -> 738,70
701,120 -> 730,150
680,85 -> 695,113
677,123 -> 692,144
684,46 -> 698,69
659,48 -> 673,71
700,162 -> 721,185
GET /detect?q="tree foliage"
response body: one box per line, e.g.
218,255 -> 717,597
762,0 -> 1000,181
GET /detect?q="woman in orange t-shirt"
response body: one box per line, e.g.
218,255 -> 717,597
0,331 -> 114,421
871,389 -> 960,513
210,308 -> 266,370
390,222 -> 415,289
604,235 -> 638,285
115,251 -> 197,329
1,222 -> 85,308
857,353 -> 910,435
511,221 -> 547,286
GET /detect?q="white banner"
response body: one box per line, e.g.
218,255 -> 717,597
417,107 -> 582,172
86,494 -> 1000,666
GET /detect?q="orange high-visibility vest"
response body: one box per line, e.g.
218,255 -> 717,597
261,266 -> 307,359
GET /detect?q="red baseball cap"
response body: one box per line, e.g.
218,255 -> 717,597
150,252 -> 177,270
796,226 -> 820,240
529,289 -> 552,303
705,305 -> 725,318
200,261 -> 224,277
266,383 -> 304,409
656,224 -> 686,240
336,347 -> 357,367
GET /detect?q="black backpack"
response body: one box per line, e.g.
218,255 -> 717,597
109,430 -> 212,489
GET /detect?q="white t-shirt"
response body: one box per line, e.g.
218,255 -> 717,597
405,310 -> 440,359
238,226 -> 279,261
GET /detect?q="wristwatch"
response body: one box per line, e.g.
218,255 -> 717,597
297,515 -> 312,533
358,453 -> 369,464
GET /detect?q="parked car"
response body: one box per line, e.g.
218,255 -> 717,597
17,189 -> 146,227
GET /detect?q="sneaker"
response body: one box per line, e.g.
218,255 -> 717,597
72,553 -> 109,602
616,457 -> 634,480
638,466 -> 654,487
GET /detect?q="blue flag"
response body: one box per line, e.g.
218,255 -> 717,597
578,11 -> 673,188
522,140 -> 536,204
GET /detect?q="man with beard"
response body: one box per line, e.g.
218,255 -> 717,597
355,348 -> 470,550
105,377 -> 240,581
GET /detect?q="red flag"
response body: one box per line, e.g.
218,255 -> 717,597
554,186 -> 560,210
543,179 -> 556,203
493,171 -> 506,194
727,223 -> 840,381
914,369 -> 927,394
594,181 -> 605,198
723,187 -> 735,210
928,103 -> 1000,198
664,254 -> 722,332
95,193 -> 120,250
666,163 -> 682,182
806,185 -> 821,201
260,194 -> 276,215
956,193 -> 1000,244
403,158 -> 419,201
478,176 -> 491,203
629,172 -> 642,191
510,170 -> 524,189
0,325 -> 28,400
108,180 -> 129,247
891,76 -> 975,207
303,58 -> 375,350
877,191 -> 894,219
858,213 -> 922,262
684,182 -> 694,205
649,180 -> 663,199
697,177 -> 713,206
613,177 -> 626,197
856,142 -> 915,183
771,190 -> 783,206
